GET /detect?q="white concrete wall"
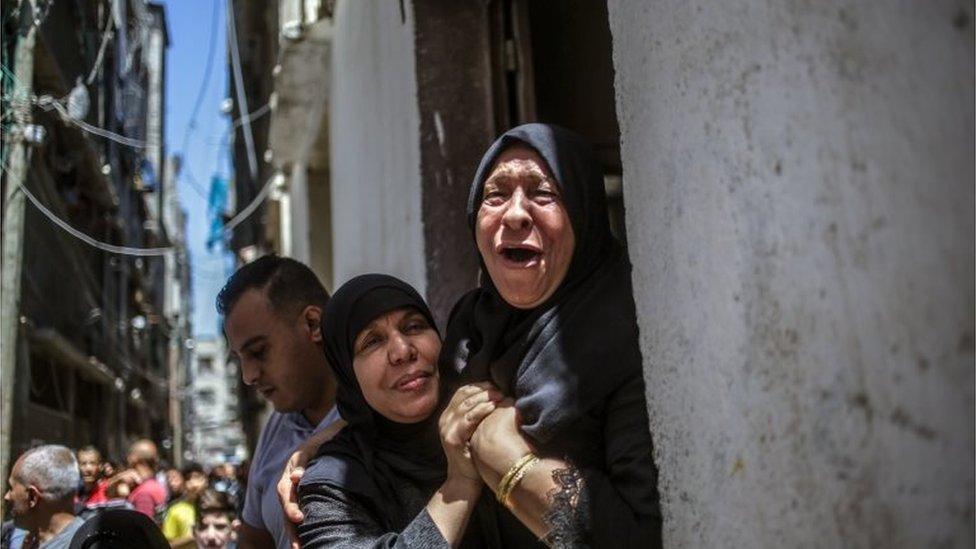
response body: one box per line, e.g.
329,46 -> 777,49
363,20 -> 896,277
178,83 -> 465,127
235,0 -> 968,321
328,0 -> 426,295
608,1 -> 974,546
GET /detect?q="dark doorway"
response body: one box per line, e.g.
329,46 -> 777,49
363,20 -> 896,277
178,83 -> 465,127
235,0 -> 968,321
490,0 -> 627,245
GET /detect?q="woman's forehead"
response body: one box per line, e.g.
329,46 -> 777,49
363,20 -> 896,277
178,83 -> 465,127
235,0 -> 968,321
489,144 -> 554,178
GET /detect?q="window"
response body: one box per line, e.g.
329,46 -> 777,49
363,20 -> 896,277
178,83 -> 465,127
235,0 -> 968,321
198,357 -> 214,374
197,388 -> 216,406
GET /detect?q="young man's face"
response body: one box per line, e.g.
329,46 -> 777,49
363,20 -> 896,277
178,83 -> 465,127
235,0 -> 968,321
184,471 -> 207,499
224,288 -> 332,418
77,450 -> 102,485
194,513 -> 234,548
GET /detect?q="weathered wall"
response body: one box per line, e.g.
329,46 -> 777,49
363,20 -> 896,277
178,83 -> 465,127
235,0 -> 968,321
608,1 -> 975,546
329,0 -> 426,294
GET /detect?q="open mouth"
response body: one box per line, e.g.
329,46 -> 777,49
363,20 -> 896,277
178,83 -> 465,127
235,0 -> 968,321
499,245 -> 542,266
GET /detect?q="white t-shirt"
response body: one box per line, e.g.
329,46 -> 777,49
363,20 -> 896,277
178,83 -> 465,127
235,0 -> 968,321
242,407 -> 341,549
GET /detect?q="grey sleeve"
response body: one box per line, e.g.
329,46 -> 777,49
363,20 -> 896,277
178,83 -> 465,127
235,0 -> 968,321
297,483 -> 449,549
241,416 -> 276,530
544,374 -> 663,549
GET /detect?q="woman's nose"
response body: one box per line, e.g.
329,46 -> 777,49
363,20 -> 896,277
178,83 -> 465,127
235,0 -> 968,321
501,188 -> 532,230
388,332 -> 417,365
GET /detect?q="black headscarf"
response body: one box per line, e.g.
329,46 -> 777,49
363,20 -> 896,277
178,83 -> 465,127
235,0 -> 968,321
440,123 -> 645,446
300,274 -> 447,524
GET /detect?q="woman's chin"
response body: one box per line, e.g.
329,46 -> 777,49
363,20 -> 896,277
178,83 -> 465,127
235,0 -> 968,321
495,282 -> 552,309
390,392 -> 439,424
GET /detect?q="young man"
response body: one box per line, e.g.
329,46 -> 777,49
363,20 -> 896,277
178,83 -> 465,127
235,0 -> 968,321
4,445 -> 86,548
162,462 -> 208,548
218,255 -> 340,549
76,446 -> 110,511
193,489 -> 238,549
108,439 -> 167,519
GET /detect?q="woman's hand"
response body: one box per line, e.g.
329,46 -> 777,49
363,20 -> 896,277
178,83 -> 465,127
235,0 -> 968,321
470,400 -> 564,538
439,382 -> 502,485
277,418 -> 346,549
469,399 -> 533,490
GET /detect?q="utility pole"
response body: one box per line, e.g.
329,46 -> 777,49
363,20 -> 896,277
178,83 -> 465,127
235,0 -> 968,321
0,19 -> 37,510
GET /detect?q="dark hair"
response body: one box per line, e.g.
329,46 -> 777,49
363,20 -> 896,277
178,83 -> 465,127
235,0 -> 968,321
77,445 -> 102,460
181,461 -> 205,478
216,255 -> 330,319
194,489 -> 235,525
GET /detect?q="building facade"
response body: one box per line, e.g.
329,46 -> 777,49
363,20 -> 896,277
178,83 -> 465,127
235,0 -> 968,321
186,337 -> 244,468
0,0 -> 188,480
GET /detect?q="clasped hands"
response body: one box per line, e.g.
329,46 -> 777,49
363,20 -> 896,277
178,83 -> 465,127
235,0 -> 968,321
276,383 -> 530,549
438,382 -> 534,493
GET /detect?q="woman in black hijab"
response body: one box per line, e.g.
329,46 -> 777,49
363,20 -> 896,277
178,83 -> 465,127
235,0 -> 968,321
296,274 -> 504,548
441,123 -> 663,547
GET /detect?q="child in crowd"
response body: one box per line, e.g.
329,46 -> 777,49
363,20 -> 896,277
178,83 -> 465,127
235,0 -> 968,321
193,489 -> 238,549
162,462 -> 208,548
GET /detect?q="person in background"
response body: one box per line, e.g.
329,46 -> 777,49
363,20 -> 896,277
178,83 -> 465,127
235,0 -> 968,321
100,461 -> 119,481
3,445 -> 86,548
107,439 -> 167,520
76,446 -> 109,511
217,255 -> 343,549
193,489 -> 239,549
166,467 -> 185,505
162,463 -> 208,548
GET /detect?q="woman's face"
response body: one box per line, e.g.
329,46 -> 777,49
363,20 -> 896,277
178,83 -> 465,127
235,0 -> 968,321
352,308 -> 441,423
476,146 -> 575,309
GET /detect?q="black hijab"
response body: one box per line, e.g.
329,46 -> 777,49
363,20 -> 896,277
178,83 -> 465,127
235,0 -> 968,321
440,123 -> 645,446
299,274 -> 447,524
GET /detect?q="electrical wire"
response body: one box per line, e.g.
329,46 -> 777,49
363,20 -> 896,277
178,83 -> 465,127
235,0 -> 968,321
226,0 -> 258,180
41,97 -> 147,148
13,174 -> 174,256
86,1 -> 116,86
222,171 -> 273,233
1,155 -> 275,257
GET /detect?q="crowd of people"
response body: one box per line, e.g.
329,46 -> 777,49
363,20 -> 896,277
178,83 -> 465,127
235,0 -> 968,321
3,439 -> 243,548
5,123 -> 662,548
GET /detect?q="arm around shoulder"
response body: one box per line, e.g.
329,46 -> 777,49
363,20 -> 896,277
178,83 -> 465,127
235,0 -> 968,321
298,482 -> 451,549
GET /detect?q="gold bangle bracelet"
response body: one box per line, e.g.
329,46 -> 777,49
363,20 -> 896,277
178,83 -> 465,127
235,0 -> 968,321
496,453 -> 540,506
496,453 -> 536,502
500,455 -> 539,507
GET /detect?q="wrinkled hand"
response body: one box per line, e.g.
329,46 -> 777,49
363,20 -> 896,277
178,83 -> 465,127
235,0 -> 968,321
469,400 -> 533,490
439,382 -> 502,484
277,418 -> 346,549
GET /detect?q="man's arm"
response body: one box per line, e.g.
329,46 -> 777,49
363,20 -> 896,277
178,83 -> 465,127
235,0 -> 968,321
237,521 -> 276,549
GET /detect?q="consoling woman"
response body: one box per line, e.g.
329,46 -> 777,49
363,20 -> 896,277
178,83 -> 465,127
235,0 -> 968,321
441,123 -> 663,547
295,274 -> 506,548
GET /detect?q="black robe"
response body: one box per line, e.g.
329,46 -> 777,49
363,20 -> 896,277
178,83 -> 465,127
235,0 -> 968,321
441,123 -> 663,548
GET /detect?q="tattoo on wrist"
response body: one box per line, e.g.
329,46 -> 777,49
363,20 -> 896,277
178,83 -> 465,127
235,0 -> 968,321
541,466 -> 590,548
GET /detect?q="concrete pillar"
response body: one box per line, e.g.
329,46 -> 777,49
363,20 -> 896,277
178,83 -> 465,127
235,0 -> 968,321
329,0 -> 426,294
608,1 -> 974,546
